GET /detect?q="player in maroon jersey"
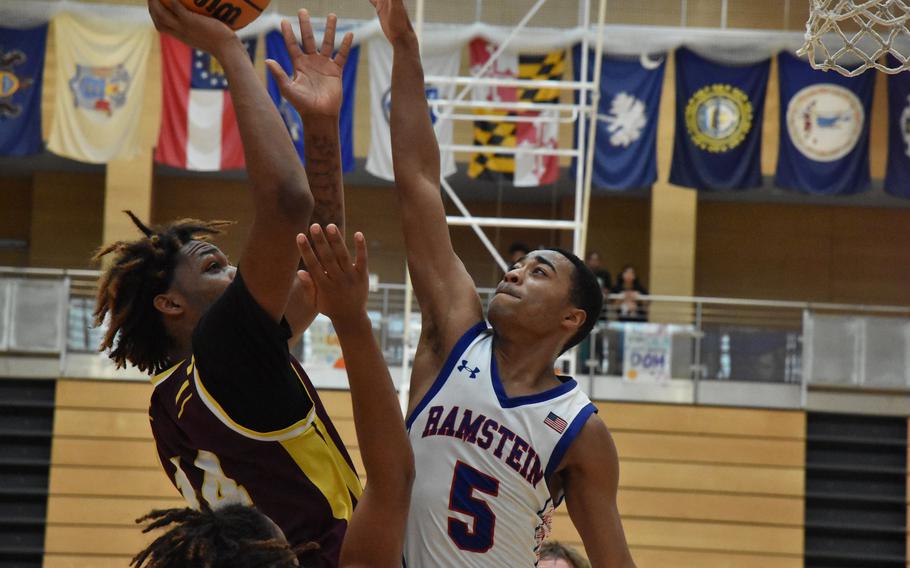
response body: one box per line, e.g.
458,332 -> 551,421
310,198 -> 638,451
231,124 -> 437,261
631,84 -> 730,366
95,1 -> 363,565
130,226 -> 414,568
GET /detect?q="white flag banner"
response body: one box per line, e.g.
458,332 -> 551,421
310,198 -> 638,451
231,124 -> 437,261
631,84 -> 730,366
365,37 -> 459,181
47,12 -> 153,163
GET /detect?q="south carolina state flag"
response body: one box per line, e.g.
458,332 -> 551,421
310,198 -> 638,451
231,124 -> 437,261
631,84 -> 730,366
155,34 -> 257,171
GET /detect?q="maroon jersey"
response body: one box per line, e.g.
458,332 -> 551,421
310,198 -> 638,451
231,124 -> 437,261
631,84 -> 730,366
148,272 -> 362,567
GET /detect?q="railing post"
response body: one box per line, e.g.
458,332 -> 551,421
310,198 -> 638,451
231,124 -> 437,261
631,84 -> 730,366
801,308 -> 811,409
692,300 -> 703,405
59,275 -> 72,377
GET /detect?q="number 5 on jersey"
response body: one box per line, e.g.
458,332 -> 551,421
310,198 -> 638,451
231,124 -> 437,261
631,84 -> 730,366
448,461 -> 500,553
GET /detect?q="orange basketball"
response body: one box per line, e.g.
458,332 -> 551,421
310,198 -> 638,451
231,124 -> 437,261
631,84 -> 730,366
176,0 -> 270,31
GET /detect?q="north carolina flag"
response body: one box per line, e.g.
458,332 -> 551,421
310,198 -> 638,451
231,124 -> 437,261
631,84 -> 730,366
155,34 -> 257,171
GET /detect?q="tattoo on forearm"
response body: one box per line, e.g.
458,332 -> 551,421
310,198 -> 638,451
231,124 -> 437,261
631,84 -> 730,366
304,133 -> 343,228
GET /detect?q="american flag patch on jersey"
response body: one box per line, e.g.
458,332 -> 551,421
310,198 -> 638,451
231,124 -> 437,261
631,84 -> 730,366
544,412 -> 568,433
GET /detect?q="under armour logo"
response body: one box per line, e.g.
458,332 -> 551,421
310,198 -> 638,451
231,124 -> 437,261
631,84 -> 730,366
458,360 -> 480,379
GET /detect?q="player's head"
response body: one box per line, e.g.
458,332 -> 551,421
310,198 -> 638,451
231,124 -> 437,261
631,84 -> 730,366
537,541 -> 591,568
508,241 -> 531,263
131,504 -> 303,567
94,211 -> 235,374
488,248 -> 603,356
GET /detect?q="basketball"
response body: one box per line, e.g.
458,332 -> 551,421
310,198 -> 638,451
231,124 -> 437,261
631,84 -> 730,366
176,0 -> 270,30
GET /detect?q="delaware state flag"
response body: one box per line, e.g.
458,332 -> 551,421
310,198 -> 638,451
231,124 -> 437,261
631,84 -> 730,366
573,47 -> 665,190
155,34 -> 257,171
885,55 -> 910,198
0,25 -> 47,156
669,48 -> 770,191
265,28 -> 359,172
775,51 -> 874,196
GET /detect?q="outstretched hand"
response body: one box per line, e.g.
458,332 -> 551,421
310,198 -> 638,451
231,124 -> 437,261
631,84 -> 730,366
297,224 -> 369,323
266,11 -> 354,118
148,0 -> 237,59
368,0 -> 415,46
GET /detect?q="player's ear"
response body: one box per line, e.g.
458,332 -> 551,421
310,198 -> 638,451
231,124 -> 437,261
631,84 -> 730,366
562,307 -> 586,334
154,292 -> 185,317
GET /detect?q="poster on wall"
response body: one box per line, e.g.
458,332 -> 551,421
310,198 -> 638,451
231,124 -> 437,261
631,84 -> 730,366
622,323 -> 672,384
304,314 -> 344,369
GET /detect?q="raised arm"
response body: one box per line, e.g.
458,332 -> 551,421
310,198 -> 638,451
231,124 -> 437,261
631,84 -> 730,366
560,417 -> 636,568
150,0 -> 312,322
267,11 -> 353,233
370,0 -> 483,373
296,225 -> 414,568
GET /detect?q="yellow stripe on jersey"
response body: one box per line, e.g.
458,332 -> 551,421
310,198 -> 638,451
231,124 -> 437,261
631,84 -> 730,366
175,379 -> 191,404
151,360 -> 185,387
280,424 -> 356,522
193,359 -> 316,441
313,415 -> 363,500
178,393 -> 194,419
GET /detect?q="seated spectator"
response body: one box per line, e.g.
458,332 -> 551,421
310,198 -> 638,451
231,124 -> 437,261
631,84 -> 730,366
611,264 -> 648,322
538,541 -> 592,568
585,251 -> 612,295
508,242 -> 530,264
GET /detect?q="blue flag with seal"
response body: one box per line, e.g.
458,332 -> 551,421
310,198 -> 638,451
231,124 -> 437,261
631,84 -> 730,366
669,48 -> 769,191
775,51 -> 874,196
0,25 -> 48,156
885,55 -> 910,198
572,46 -> 665,190
265,29 -> 359,172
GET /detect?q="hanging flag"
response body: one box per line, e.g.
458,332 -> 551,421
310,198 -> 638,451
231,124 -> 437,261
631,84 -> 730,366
669,48 -> 769,191
468,39 -> 565,187
155,34 -> 256,171
47,13 -> 152,164
265,29 -> 360,173
572,47 -> 665,190
365,37 -> 458,181
885,55 -> 910,199
775,51 -> 874,196
0,25 -> 47,156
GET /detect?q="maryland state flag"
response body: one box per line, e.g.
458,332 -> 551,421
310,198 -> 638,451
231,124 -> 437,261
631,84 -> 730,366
468,39 -> 564,187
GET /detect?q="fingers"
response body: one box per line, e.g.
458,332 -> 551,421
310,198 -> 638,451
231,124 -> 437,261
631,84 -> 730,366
325,223 -> 351,271
334,32 -> 354,68
308,224 -> 342,279
296,233 -> 329,287
265,59 -> 292,91
353,232 -> 368,274
321,14 -> 337,58
298,9 -> 318,54
280,19 -> 305,72
148,0 -> 179,33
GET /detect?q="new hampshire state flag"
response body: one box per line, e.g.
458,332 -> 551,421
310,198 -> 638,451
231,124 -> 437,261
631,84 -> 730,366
885,55 -> 910,198
47,13 -> 153,163
669,48 -> 770,191
572,47 -> 665,190
0,25 -> 47,156
265,29 -> 359,172
775,51 -> 874,196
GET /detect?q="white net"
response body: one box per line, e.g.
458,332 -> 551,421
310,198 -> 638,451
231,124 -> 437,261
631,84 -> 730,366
799,0 -> 910,76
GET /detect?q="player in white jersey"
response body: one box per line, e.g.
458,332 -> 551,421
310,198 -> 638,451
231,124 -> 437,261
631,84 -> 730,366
368,0 -> 636,566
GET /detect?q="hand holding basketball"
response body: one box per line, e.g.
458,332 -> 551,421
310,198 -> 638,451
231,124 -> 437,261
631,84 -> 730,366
297,225 -> 369,323
265,11 -> 354,118
148,0 -> 238,59
369,0 -> 415,46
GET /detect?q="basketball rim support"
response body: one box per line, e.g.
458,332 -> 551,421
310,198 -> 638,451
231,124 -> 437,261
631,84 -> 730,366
396,0 -> 608,411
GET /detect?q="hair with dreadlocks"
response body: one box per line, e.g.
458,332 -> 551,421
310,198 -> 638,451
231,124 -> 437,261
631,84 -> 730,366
93,211 -> 233,374
131,504 -> 309,568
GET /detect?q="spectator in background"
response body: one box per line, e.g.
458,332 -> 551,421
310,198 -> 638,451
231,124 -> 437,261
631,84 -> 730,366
612,264 -> 648,322
538,541 -> 592,568
585,251 -> 612,299
508,242 -> 530,264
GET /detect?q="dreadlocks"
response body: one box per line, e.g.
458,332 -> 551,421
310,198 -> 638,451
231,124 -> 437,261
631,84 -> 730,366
93,211 -> 233,374
131,504 -> 306,568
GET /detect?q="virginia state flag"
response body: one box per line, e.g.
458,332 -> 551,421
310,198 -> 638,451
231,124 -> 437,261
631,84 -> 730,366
775,51 -> 874,196
265,29 -> 359,173
155,34 -> 257,171
0,25 -> 47,156
572,47 -> 665,190
669,48 -> 769,191
885,55 -> 910,198
47,13 -> 153,163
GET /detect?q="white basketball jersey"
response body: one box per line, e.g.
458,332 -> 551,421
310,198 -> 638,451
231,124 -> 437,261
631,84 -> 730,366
403,322 -> 598,567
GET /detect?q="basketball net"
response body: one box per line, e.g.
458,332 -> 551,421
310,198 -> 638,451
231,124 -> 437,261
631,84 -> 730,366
798,0 -> 910,76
